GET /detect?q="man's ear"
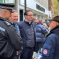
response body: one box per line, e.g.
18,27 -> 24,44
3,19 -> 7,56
24,15 -> 26,17
56,22 -> 59,25
24,15 -> 27,19
58,23 -> 59,25
3,10 -> 6,15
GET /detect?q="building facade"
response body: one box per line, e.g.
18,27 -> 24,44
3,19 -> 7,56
0,0 -> 52,22
48,0 -> 51,11
14,0 -> 51,22
48,0 -> 55,18
35,0 -> 48,9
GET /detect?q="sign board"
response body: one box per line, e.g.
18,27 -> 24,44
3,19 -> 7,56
45,11 -> 52,14
0,0 -> 3,3
36,4 -> 45,12
5,0 -> 15,4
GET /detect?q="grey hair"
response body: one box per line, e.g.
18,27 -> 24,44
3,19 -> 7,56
12,10 -> 17,13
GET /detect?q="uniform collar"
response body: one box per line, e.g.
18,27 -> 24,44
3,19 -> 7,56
50,25 -> 59,33
0,17 -> 14,26
47,25 -> 59,37
0,17 -> 7,21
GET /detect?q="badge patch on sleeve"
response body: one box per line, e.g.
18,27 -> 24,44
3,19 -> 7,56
42,44 -> 51,56
43,49 -> 48,55
42,48 -> 50,56
0,27 -> 5,31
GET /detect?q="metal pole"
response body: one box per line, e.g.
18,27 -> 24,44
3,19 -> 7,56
14,0 -> 20,22
24,0 -> 26,12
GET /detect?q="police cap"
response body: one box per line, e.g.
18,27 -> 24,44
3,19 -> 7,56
0,3 -> 15,13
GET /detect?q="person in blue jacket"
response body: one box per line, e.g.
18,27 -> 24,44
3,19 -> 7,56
33,19 -> 48,53
41,16 -> 59,59
17,10 -> 36,59
36,20 -> 48,53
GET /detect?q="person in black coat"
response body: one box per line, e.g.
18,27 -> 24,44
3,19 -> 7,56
0,3 -> 22,59
9,10 -> 22,59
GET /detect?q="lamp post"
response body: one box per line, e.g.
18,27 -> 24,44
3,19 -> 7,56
57,0 -> 59,15
24,0 -> 26,12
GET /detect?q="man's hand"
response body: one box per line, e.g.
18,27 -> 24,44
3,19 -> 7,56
16,51 -> 19,55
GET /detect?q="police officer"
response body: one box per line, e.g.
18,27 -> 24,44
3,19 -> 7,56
0,3 -> 22,59
41,16 -> 59,59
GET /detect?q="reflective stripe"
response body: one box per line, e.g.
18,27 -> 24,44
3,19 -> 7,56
0,27 -> 5,31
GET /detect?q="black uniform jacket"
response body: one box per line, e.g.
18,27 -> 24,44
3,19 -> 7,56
0,17 -> 23,58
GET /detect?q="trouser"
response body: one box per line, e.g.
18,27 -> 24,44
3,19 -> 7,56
16,55 -> 20,59
0,55 -> 16,59
36,42 -> 43,53
20,47 -> 33,59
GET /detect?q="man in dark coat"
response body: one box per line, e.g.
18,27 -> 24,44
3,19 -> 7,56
9,10 -> 21,59
0,3 -> 23,59
41,16 -> 59,59
17,10 -> 36,59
